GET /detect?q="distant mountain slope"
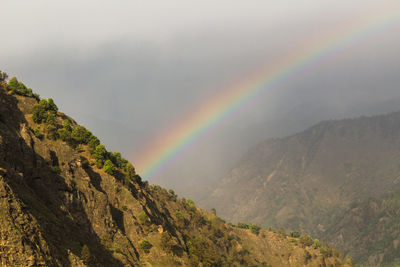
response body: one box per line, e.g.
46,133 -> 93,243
203,110 -> 400,265
0,77 -> 348,266
325,189 -> 400,266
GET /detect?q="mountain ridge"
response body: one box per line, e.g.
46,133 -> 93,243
0,75 -> 349,266
203,107 -> 400,266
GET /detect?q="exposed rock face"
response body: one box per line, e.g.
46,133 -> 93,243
203,108 -> 400,266
0,81 -> 348,266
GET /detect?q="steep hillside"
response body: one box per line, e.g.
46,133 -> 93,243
203,110 -> 400,265
325,189 -> 400,266
0,75 -> 349,266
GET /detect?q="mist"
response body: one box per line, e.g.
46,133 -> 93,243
1,0 -> 400,201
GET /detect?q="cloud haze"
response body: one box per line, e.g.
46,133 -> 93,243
1,0 -> 400,199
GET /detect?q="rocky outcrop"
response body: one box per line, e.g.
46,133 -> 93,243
0,81 -> 349,266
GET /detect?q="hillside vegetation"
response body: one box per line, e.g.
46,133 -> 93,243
325,189 -> 400,266
203,107 -> 400,266
0,73 -> 349,266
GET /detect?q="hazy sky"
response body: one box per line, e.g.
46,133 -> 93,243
1,1 -> 400,199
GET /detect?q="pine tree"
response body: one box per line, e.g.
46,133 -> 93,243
103,160 -> 115,175
8,77 -> 19,93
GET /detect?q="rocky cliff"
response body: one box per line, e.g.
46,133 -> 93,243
0,78 -> 349,266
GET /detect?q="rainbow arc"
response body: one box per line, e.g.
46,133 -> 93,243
134,6 -> 400,181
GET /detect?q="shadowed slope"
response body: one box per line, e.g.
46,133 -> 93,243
204,111 -> 400,265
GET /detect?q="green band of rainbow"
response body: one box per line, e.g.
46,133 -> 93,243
135,6 -> 400,181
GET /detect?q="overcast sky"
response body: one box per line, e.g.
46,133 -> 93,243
1,0 -> 400,199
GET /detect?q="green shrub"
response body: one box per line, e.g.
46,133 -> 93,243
300,235 -> 313,247
345,256 -> 354,266
250,224 -> 261,235
140,240 -> 153,253
187,240 -> 195,255
121,205 -> 128,211
6,76 -> 37,98
175,210 -> 184,220
47,98 -> 58,112
71,126 -> 91,144
151,184 -> 162,191
8,77 -> 19,93
168,189 -> 177,201
45,113 -> 56,126
123,162 -> 136,180
88,136 -> 100,152
319,247 -> 332,257
32,98 -> 59,124
93,144 -> 107,166
138,211 -> 150,225
109,152 -> 125,168
81,244 -> 91,264
237,222 -> 250,229
200,215 -> 210,226
33,127 -> 43,139
8,77 -> 28,95
186,236 -> 219,265
160,232 -> 173,253
290,231 -> 301,238
45,124 -> 58,140
313,239 -> 321,249
58,128 -> 71,142
18,82 -> 28,95
63,119 -> 72,131
103,160 -> 115,175
32,100 -> 48,123
27,88 -> 33,97
33,93 -> 40,101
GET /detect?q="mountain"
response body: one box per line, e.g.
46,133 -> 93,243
0,75 -> 349,266
203,110 -> 400,266
325,189 -> 400,266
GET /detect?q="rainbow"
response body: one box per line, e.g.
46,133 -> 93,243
135,6 -> 400,181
